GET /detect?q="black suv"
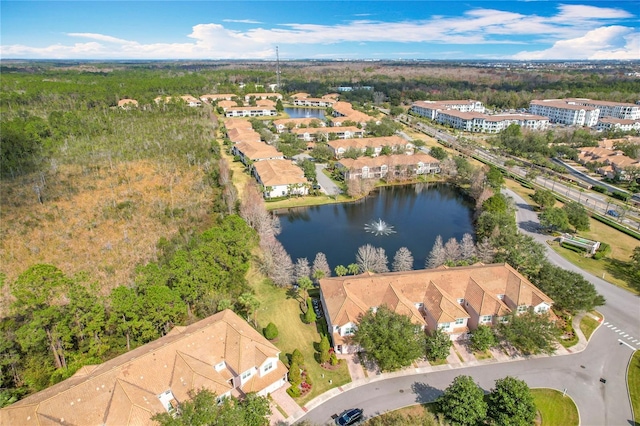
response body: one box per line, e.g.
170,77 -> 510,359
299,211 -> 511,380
335,408 -> 363,425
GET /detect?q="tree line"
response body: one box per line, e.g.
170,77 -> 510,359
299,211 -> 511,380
0,214 -> 259,407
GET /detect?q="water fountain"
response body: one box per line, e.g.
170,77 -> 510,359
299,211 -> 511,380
364,219 -> 396,236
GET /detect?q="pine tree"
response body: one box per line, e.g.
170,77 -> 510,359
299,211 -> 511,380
392,247 -> 414,272
426,235 -> 446,269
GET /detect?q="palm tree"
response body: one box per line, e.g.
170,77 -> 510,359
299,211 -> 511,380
297,276 -> 313,305
347,263 -> 360,275
238,293 -> 260,327
335,265 -> 348,277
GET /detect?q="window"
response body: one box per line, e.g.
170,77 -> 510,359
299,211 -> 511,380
536,305 -> 549,313
263,362 -> 273,373
344,327 -> 356,336
439,323 -> 450,329
482,315 -> 492,323
455,318 -> 465,325
517,305 -> 527,313
241,370 -> 252,380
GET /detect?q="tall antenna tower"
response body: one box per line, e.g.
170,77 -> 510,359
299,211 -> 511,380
276,46 -> 281,90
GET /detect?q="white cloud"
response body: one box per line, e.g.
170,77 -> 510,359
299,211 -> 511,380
512,26 -> 639,60
1,4 -> 637,59
222,19 -> 262,24
66,33 -> 135,45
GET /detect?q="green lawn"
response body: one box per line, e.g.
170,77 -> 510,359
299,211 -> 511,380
579,314 -> 601,341
549,242 -> 638,295
249,271 -> 351,406
629,351 -> 640,426
532,388 -> 579,426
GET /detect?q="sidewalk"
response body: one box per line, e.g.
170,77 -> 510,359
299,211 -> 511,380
280,319 -> 596,425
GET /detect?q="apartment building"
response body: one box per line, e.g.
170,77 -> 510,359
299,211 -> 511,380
529,99 -> 600,127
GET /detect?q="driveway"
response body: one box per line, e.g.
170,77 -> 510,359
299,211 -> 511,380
315,164 -> 341,196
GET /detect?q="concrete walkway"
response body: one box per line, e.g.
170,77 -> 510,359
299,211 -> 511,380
338,353 -> 366,382
270,385 -> 303,425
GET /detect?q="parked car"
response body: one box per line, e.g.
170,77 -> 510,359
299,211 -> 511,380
606,210 -> 620,218
312,298 -> 324,318
335,408 -> 363,426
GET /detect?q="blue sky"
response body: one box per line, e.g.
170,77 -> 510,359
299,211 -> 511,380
1,1 -> 638,60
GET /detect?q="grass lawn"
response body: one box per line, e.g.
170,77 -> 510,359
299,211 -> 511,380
549,241 -> 638,294
579,314 -> 601,341
629,351 -> 640,426
265,194 -> 352,210
532,388 -> 579,426
248,269 -> 351,406
473,350 -> 493,360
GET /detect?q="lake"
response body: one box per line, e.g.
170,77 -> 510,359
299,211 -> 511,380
275,183 -> 475,271
283,107 -> 326,119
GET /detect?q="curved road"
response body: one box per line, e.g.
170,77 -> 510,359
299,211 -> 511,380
297,190 -> 639,426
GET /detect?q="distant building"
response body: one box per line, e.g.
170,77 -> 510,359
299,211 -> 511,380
225,106 -> 277,118
529,99 -> 600,127
327,135 -> 413,158
336,153 -> 440,180
596,117 -> 640,133
410,100 -> 485,120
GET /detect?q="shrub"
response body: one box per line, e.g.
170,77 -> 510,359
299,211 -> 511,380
291,349 -> 304,367
286,386 -> 301,397
263,322 -> 278,340
288,362 -> 301,385
561,242 -> 587,253
303,298 -> 317,324
319,334 -> 331,364
593,186 -> 608,194
330,353 -> 339,366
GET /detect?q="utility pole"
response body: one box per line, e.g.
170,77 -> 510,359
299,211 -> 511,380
276,46 -> 281,90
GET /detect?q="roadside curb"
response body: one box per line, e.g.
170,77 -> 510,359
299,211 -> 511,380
286,330 -> 592,424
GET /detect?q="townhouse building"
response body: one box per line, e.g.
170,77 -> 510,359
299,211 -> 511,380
336,153 -> 440,180
319,264 -> 553,354
0,310 -> 288,426
225,106 -> 278,118
327,135 -> 413,158
252,159 -> 309,198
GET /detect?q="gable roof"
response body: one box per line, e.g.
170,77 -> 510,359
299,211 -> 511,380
319,264 -> 553,328
0,310 -> 281,426
252,159 -> 307,187
234,141 -> 283,161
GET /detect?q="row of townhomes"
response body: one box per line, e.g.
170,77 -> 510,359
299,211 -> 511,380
577,137 -> 640,180
0,310 -> 288,426
319,264 -> 554,354
331,101 -> 379,128
327,135 -> 414,158
225,118 -> 309,198
410,100 -> 549,133
529,98 -> 640,128
337,153 -> 441,180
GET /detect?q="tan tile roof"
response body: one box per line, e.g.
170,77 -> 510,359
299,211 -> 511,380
319,264 -> 552,330
228,128 -> 262,144
337,153 -> 439,170
201,94 -> 236,101
0,310 -> 282,426
273,117 -> 325,128
218,100 -> 238,109
234,141 -> 283,161
328,135 -> 408,151
225,118 -> 254,131
256,99 -> 276,107
530,99 -> 599,111
291,92 -> 310,99
252,160 -> 307,187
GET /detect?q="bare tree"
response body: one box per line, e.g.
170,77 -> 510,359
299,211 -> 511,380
294,258 -> 311,283
426,235 -> 446,269
392,247 -> 414,272
260,238 -> 294,287
439,158 -> 458,179
443,238 -> 461,263
374,247 -> 390,273
356,244 -> 389,273
240,181 -> 280,238
459,233 -> 477,261
468,168 -> 487,201
312,252 -> 331,282
218,157 -> 232,187
475,187 -> 494,210
475,237 -> 495,264
346,178 -> 377,198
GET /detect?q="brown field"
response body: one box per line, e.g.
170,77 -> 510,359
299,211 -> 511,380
0,160 -> 214,302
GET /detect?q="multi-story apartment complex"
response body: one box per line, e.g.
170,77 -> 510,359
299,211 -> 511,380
435,110 -> 549,133
529,99 -> 600,127
565,98 -> 640,120
410,100 -> 485,120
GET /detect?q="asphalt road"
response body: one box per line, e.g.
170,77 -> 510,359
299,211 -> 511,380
296,189 -> 639,426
